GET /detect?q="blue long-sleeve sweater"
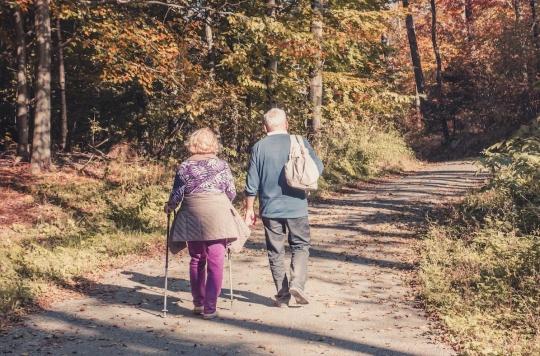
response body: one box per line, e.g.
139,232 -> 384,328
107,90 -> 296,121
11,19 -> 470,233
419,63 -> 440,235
245,133 -> 324,218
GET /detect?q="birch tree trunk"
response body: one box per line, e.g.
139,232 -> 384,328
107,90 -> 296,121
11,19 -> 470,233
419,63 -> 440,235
309,0 -> 323,138
266,0 -> 278,109
14,6 -> 30,159
402,0 -> 426,122
56,16 -> 68,151
31,0 -> 52,172
429,0 -> 449,142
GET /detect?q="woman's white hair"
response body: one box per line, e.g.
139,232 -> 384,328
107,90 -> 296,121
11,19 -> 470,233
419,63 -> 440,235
186,127 -> 220,154
263,108 -> 287,129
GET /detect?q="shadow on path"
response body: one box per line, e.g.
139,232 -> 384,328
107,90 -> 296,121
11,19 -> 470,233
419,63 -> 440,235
244,241 -> 414,271
1,162 -> 486,355
0,275 -> 417,355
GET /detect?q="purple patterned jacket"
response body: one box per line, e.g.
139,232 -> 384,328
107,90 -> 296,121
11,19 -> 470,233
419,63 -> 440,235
167,157 -> 236,210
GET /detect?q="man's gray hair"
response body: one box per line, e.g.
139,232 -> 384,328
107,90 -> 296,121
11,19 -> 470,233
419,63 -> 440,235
263,108 -> 287,129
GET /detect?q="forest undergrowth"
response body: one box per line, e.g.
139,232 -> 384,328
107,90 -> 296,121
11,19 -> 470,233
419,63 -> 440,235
420,119 -> 540,355
0,155 -> 171,328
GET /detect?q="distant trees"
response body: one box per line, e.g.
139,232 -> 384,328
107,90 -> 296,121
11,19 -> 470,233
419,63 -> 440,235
395,0 -> 540,145
2,0 -> 537,167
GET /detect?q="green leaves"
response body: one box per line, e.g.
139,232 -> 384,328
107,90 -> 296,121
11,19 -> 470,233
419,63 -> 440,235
481,119 -> 540,233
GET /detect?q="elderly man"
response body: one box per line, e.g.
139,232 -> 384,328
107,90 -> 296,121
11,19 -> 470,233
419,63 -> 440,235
244,108 -> 324,306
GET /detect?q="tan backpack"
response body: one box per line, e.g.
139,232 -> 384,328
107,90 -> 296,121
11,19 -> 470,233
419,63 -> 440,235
284,135 -> 320,191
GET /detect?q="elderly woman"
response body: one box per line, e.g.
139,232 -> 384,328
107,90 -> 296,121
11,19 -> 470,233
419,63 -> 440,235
164,128 -> 249,320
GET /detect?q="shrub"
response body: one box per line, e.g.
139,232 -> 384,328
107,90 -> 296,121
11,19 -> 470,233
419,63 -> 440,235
320,120 -> 416,184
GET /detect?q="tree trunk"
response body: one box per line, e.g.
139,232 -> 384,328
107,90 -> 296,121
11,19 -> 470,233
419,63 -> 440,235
14,6 -> 30,159
430,0 -> 442,94
205,12 -> 215,78
514,0 -> 532,87
429,0 -> 449,142
531,0 -> 540,76
464,0 -> 474,42
31,0 -> 52,172
56,16 -> 68,151
266,0 -> 278,109
532,0 -> 539,42
402,0 -> 426,122
514,0 -> 523,21
309,0 -> 323,138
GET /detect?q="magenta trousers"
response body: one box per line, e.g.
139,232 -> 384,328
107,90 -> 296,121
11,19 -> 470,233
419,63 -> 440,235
187,239 -> 227,314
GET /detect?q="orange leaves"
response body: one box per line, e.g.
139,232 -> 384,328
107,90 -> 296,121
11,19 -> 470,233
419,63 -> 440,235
14,0 -> 31,11
82,7 -> 198,95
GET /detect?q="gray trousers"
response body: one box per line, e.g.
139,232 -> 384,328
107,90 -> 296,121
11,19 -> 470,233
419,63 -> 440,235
262,216 -> 311,298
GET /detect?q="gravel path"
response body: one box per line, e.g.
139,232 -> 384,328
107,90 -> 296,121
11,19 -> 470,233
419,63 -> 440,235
0,160 -> 488,355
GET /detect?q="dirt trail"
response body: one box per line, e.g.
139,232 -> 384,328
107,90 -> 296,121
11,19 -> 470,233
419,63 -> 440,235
0,160 -> 488,356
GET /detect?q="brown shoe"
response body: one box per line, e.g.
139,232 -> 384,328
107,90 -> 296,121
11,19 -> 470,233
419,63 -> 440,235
273,295 -> 290,308
289,287 -> 309,305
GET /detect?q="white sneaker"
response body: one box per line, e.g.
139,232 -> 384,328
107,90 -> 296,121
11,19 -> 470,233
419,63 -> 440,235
193,306 -> 204,315
203,312 -> 218,320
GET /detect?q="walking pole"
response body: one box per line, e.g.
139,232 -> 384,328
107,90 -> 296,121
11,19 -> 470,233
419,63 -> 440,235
162,212 -> 171,318
228,248 -> 233,310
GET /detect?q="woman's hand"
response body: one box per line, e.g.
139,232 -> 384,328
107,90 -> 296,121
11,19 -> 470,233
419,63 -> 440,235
163,203 -> 173,214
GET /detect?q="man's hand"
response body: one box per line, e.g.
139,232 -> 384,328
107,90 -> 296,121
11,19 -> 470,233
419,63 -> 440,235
244,208 -> 257,227
244,195 -> 257,226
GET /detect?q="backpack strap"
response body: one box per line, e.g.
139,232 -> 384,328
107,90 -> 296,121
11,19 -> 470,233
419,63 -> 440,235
295,135 -> 307,150
289,134 -> 307,156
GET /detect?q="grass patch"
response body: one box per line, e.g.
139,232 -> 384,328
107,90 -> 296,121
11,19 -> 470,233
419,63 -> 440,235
319,121 -> 417,186
421,222 -> 539,354
420,120 -> 540,355
0,159 -> 171,328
